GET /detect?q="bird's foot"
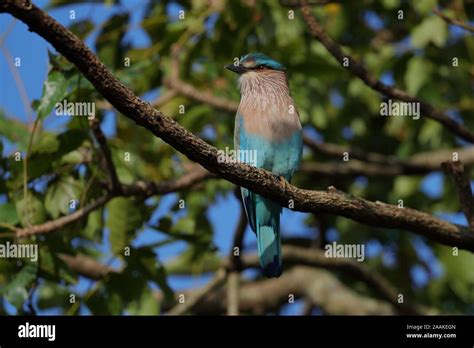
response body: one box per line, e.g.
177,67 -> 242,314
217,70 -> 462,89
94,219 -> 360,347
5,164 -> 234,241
275,175 -> 289,191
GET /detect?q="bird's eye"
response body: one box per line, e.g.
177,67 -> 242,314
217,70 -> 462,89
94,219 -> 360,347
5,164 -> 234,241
258,65 -> 265,69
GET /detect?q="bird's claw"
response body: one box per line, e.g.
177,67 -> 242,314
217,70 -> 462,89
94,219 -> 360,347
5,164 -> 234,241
275,175 -> 288,191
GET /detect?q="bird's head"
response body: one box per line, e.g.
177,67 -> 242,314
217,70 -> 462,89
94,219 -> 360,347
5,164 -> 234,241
225,53 -> 285,75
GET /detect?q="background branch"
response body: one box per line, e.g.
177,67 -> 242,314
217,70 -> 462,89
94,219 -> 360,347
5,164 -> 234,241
89,118 -> 121,194
167,46 -> 474,177
432,8 -> 474,33
226,201 -> 247,315
160,267 -> 397,315
442,160 -> 474,230
300,2 -> 474,143
15,166 -> 213,237
166,268 -> 227,315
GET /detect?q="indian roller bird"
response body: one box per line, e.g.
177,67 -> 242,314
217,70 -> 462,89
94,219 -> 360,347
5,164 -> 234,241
225,53 -> 303,277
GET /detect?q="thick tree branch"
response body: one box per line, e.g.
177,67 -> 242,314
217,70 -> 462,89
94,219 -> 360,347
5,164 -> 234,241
300,2 -> 474,143
3,2 -> 474,252
442,160 -> 474,229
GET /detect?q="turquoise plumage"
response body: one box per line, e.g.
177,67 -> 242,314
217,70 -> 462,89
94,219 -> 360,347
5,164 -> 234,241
226,53 -> 303,277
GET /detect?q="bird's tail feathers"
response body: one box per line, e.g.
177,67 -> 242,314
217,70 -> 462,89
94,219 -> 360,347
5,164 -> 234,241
257,224 -> 282,278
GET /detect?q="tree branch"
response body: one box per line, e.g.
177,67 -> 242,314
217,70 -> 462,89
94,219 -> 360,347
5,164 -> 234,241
58,252 -> 119,280
166,46 -> 474,177
166,268 -> 227,315
15,194 -> 112,238
15,166 -> 213,237
303,136 -> 474,175
60,244 -> 436,315
226,201 -> 247,315
160,267 -> 396,315
442,160 -> 474,229
300,2 -> 474,143
89,118 -> 121,194
239,245 -> 425,315
433,8 -> 474,33
3,2 -> 474,252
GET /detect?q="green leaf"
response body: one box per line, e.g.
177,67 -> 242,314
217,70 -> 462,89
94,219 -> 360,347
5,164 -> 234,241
0,110 -> 30,150
405,57 -> 432,96
0,202 -> 20,225
392,177 -> 420,199
38,249 -> 75,284
2,262 -> 38,309
15,191 -> 46,227
82,208 -> 103,242
30,132 -> 60,155
411,16 -> 448,48
69,19 -> 95,40
36,70 -> 68,120
171,216 -> 195,234
127,287 -> 160,315
45,176 -> 82,219
96,13 -> 130,69
438,247 -> 474,302
107,197 -> 144,254
412,0 -> 438,14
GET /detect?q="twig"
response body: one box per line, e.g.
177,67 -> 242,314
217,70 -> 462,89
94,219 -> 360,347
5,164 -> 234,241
120,165 -> 214,197
89,118 -> 121,193
226,203 -> 247,315
165,45 -> 238,112
228,202 -> 247,271
0,17 -> 16,46
1,46 -> 34,123
442,160 -> 474,229
15,167 -> 213,237
16,194 -> 112,237
433,8 -> 474,33
58,253 -> 119,280
226,272 -> 240,315
300,2 -> 474,143
166,268 -> 227,315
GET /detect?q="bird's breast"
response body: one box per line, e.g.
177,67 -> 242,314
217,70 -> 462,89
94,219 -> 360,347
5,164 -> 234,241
238,94 -> 302,143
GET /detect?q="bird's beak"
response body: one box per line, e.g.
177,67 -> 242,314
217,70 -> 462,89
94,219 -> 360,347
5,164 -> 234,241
225,63 -> 246,74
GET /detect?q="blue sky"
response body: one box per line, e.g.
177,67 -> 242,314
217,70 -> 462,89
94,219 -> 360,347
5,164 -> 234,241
0,1 -> 471,315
